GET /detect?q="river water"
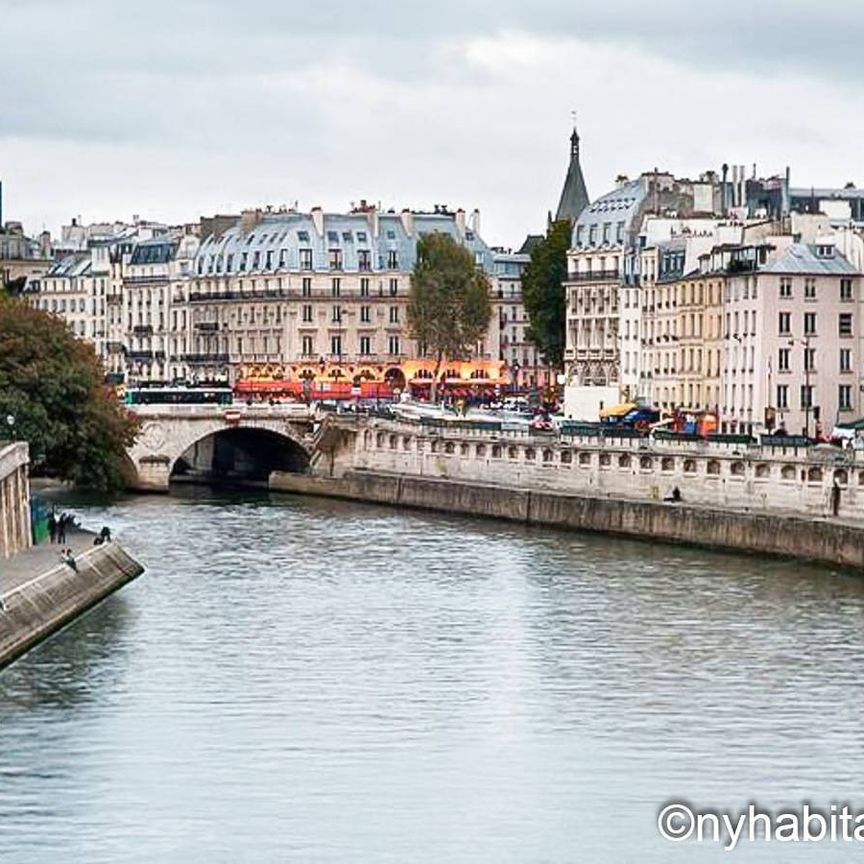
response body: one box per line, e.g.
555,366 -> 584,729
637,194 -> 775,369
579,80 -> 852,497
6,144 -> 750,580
1,490 -> 864,863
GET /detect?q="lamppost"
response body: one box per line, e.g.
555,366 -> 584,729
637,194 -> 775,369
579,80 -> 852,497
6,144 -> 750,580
788,336 -> 813,438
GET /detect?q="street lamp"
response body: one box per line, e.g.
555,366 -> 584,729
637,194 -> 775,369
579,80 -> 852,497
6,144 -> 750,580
788,336 -> 813,438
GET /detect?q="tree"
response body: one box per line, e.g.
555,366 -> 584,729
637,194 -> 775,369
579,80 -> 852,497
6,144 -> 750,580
407,232 -> 492,399
521,218 -> 572,368
0,297 -> 139,490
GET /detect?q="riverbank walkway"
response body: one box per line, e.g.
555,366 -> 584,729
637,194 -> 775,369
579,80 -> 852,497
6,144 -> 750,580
0,528 -> 95,604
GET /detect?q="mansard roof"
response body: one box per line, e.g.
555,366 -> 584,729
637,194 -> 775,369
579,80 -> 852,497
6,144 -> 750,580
762,243 -> 858,275
572,178 -> 648,249
193,209 -> 495,276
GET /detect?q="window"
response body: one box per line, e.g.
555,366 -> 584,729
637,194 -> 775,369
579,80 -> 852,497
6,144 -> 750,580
840,347 -> 852,373
778,311 -> 791,335
331,306 -> 341,324
779,277 -> 792,298
302,304 -> 313,323
358,250 -> 371,271
297,230 -> 310,242
589,225 -> 597,246
357,231 -> 367,243
839,313 -> 853,336
300,249 -> 313,270
327,231 -> 339,243
389,278 -> 398,296
301,335 -> 314,355
389,306 -> 399,324
302,277 -> 312,297
360,335 -> 371,355
388,335 -> 400,355
360,305 -> 371,324
804,347 -> 816,372
329,249 -> 343,270
841,278 -> 853,301
777,384 -> 789,410
331,335 -> 342,356
387,250 -> 398,269
804,312 -> 816,335
360,278 -> 370,297
800,384 -> 813,409
331,278 -> 341,297
616,221 -> 624,243
778,347 -> 790,372
804,277 -> 816,299
839,384 -> 853,411
602,223 -> 611,244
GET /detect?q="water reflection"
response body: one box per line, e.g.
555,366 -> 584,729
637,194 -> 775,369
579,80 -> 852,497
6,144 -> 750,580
0,490 -> 863,863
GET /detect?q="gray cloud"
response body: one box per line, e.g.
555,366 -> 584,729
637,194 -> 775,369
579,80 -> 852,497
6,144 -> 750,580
1,0 -> 862,245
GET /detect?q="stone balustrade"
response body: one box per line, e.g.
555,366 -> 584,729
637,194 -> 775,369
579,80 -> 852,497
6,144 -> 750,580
327,417 -> 862,522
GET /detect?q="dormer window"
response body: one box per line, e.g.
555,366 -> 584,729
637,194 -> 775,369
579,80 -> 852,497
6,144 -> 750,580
817,244 -> 835,258
327,231 -> 339,243
297,230 -> 310,242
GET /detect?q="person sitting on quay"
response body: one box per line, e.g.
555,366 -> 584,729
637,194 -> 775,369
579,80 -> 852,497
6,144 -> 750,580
664,486 -> 682,503
93,526 -> 112,545
60,548 -> 78,573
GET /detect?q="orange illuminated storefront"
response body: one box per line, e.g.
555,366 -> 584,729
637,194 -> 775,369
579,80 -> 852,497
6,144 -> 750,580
233,360 -> 510,401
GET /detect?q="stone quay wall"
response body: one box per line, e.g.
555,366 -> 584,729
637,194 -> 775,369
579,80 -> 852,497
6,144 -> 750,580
269,415 -> 864,569
0,442 -> 32,559
0,542 -> 144,670
318,417 -> 864,520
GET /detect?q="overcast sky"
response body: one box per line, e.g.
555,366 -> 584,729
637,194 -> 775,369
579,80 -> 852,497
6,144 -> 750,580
1,0 -> 862,248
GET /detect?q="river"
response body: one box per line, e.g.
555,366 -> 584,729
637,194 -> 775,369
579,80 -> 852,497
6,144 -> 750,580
1,489 -> 864,863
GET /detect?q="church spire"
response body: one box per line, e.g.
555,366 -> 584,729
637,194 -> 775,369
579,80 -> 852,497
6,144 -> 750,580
555,118 -> 589,223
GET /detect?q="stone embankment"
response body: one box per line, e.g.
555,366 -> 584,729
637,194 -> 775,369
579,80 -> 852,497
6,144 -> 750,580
0,532 -> 144,670
271,414 -> 864,569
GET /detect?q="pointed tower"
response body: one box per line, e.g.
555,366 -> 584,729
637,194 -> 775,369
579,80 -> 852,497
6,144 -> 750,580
555,124 -> 590,223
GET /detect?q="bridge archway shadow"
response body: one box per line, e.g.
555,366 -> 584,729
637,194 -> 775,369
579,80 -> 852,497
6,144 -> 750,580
170,427 -> 309,488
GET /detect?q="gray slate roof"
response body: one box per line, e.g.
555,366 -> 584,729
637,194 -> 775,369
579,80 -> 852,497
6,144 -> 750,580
762,244 -> 859,275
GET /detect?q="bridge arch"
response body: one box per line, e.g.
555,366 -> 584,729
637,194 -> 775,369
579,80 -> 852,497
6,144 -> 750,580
171,425 -> 310,487
127,411 -> 313,491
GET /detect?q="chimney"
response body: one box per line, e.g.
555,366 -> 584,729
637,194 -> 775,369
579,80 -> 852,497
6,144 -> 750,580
399,209 -> 414,237
721,163 -> 729,215
239,208 -> 262,234
310,206 -> 324,236
455,208 -> 466,235
366,204 -> 379,238
470,208 -> 481,236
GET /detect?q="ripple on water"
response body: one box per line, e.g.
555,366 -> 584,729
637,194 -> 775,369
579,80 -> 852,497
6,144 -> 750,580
0,490 -> 863,863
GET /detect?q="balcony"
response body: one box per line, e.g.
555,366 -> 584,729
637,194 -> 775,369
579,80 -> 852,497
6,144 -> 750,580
188,289 -> 288,303
183,353 -> 229,364
133,324 -> 153,336
195,322 -> 220,332
128,350 -> 154,362
570,270 -> 621,283
106,341 -> 126,353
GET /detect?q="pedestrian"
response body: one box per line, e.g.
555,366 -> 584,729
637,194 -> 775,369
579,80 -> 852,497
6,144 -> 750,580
48,509 -> 57,544
57,513 -> 67,545
831,479 -> 841,517
61,548 -> 77,573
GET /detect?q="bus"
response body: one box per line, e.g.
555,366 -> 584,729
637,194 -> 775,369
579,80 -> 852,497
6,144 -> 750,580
124,386 -> 233,406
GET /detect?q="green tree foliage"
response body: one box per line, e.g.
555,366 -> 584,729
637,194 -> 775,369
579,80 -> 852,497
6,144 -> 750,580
0,297 -> 139,490
407,232 -> 492,397
521,219 -> 572,368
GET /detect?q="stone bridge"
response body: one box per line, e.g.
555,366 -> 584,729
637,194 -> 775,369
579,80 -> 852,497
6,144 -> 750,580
126,404 -> 316,491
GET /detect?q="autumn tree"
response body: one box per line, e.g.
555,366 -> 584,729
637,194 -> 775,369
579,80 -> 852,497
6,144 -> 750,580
407,232 -> 492,400
521,218 -> 572,368
0,297 -> 138,490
